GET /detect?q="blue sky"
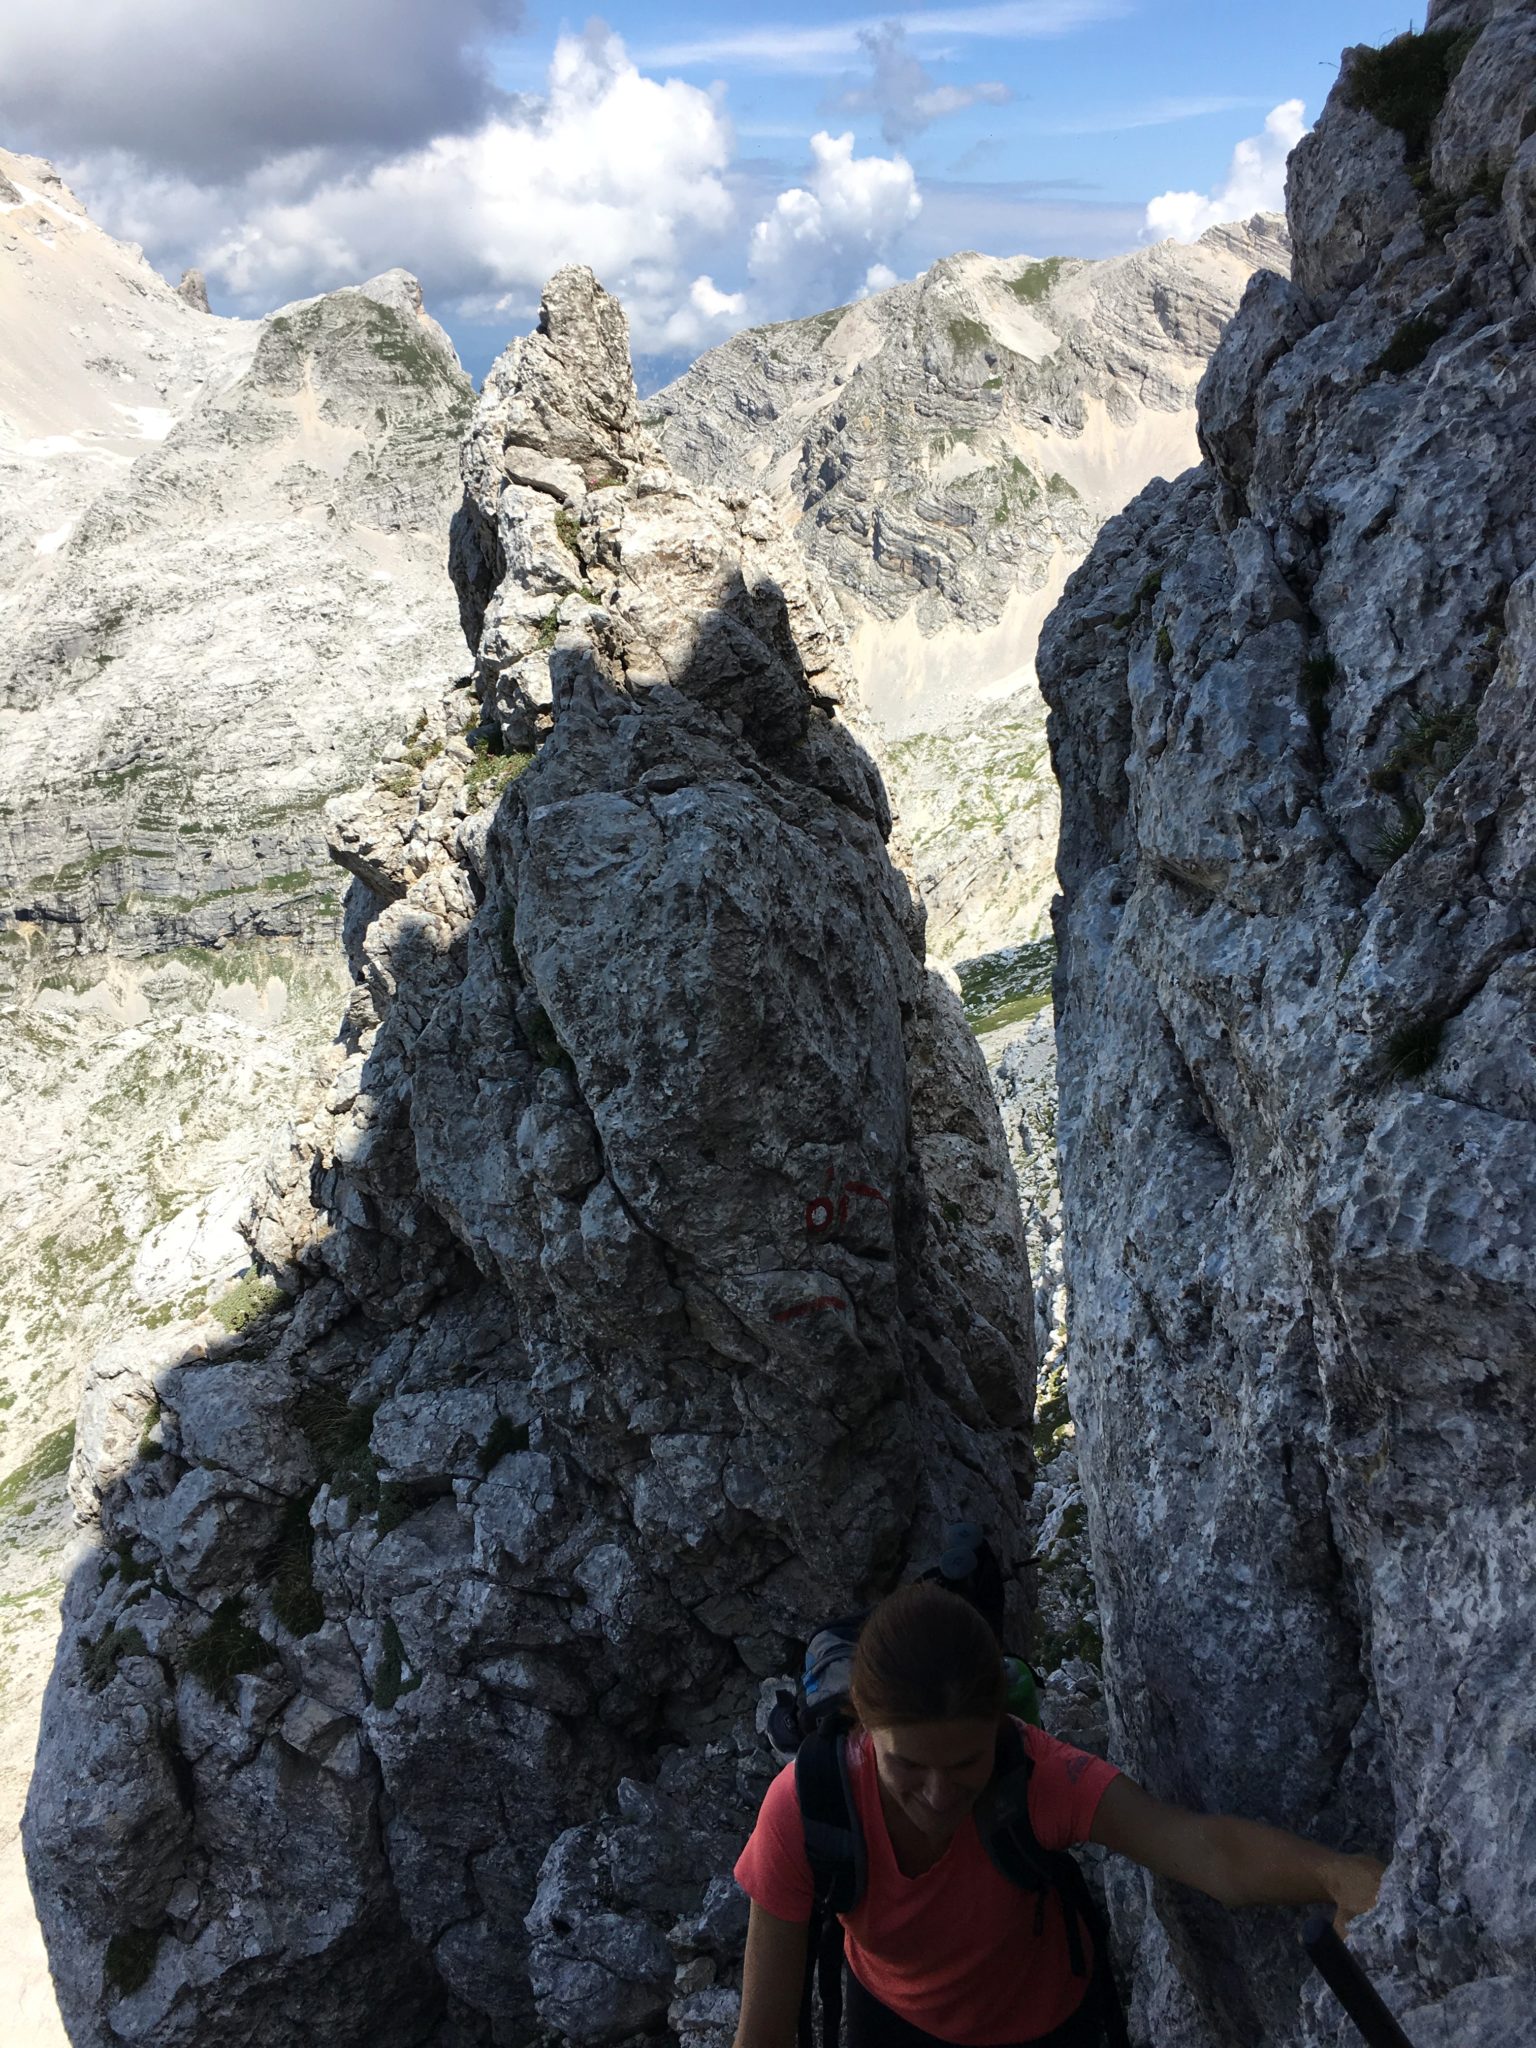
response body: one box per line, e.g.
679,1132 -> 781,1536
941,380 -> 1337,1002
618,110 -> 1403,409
0,1 -> 1426,384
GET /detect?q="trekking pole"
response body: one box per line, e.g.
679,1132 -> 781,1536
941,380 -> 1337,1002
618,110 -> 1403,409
1302,1914 -> 1417,2048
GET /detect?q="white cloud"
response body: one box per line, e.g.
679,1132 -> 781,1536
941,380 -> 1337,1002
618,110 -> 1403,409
1144,99 -> 1308,242
73,27 -> 739,352
663,275 -> 750,350
0,0 -> 522,179
1046,94 -> 1268,136
835,24 -> 1012,146
643,0 -> 1128,74
749,132 -> 922,315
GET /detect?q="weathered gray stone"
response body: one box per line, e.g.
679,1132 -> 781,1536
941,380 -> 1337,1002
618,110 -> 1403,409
29,264 -> 1034,2046
1039,5 -> 1536,2039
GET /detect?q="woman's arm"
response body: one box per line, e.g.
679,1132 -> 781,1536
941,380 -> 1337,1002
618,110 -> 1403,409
733,1900 -> 810,2048
1090,1777 -> 1386,1931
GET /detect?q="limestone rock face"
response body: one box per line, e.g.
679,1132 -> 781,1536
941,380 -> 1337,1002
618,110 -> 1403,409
0,146 -> 474,957
26,267 -> 1034,2048
1039,6 -> 1536,2042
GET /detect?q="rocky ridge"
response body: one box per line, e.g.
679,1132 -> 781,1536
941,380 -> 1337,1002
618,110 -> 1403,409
653,223 -> 1288,708
654,220 -> 1287,957
1040,5 -> 1536,2042
25,267 -> 1037,2048
0,208 -> 474,954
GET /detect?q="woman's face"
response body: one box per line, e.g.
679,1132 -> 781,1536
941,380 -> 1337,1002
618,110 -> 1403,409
868,1718 -> 998,1841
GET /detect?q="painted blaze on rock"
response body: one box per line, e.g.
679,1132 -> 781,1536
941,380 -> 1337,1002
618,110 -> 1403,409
1040,5 -> 1536,2044
26,265 -> 1034,2047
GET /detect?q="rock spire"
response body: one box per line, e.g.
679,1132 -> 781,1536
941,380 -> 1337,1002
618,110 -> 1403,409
25,266 -> 1035,2047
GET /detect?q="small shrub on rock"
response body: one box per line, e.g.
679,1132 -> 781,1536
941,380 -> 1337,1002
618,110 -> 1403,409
1347,26 -> 1482,163
1384,1016 -> 1444,1081
183,1597 -> 274,1696
104,1924 -> 164,1997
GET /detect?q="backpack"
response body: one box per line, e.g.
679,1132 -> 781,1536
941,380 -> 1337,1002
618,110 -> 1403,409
765,1529 -> 1129,2048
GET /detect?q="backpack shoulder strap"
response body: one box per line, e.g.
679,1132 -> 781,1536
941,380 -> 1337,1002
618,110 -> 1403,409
793,1722 -> 867,1915
976,1722 -> 1130,2048
974,1718 -> 1058,1893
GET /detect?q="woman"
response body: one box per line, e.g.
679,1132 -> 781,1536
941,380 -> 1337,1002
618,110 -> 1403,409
733,1582 -> 1385,2048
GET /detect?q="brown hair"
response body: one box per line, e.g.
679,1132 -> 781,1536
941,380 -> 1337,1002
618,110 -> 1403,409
849,1581 -> 1007,1730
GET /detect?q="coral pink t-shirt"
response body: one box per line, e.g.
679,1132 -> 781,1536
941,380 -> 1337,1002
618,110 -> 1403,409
734,1722 -> 1119,2045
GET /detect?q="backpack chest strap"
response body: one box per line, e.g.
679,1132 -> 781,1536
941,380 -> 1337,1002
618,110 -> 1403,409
794,1726 -> 867,1916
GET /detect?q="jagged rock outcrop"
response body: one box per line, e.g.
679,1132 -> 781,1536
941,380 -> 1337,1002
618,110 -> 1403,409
175,269 -> 210,314
1039,6 -> 1536,2043
654,223 -> 1287,960
25,267 -> 1035,2048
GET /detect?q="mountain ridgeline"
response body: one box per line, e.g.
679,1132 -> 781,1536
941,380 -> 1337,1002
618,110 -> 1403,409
653,218 -> 1287,958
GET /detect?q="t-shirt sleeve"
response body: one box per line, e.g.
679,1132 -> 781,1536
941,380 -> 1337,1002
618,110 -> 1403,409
1023,1722 -> 1121,1851
734,1759 -> 815,1924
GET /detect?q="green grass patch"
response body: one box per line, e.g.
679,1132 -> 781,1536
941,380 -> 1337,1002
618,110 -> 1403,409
103,1538 -> 156,1587
467,742 -> 535,800
1008,258 -> 1067,305
1383,705 -> 1477,780
265,1490 -> 324,1637
1046,471 -> 1079,500
81,1623 -> 149,1693
554,507 -> 580,555
958,938 -> 1057,1037
292,1384 -> 380,1508
210,1271 -> 283,1334
1371,315 -> 1449,378
947,315 -> 993,354
0,1423 -> 75,1513
1156,624 -> 1174,665
1376,796 -> 1426,866
535,606 -> 562,651
1033,1363 -> 1072,1465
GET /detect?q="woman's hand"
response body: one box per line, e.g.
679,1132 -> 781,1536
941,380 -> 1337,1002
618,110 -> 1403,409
1324,1851 -> 1386,1933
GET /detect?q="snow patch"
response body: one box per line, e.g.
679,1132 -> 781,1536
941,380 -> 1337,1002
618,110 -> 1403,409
34,522 -> 73,555
112,403 -> 174,440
